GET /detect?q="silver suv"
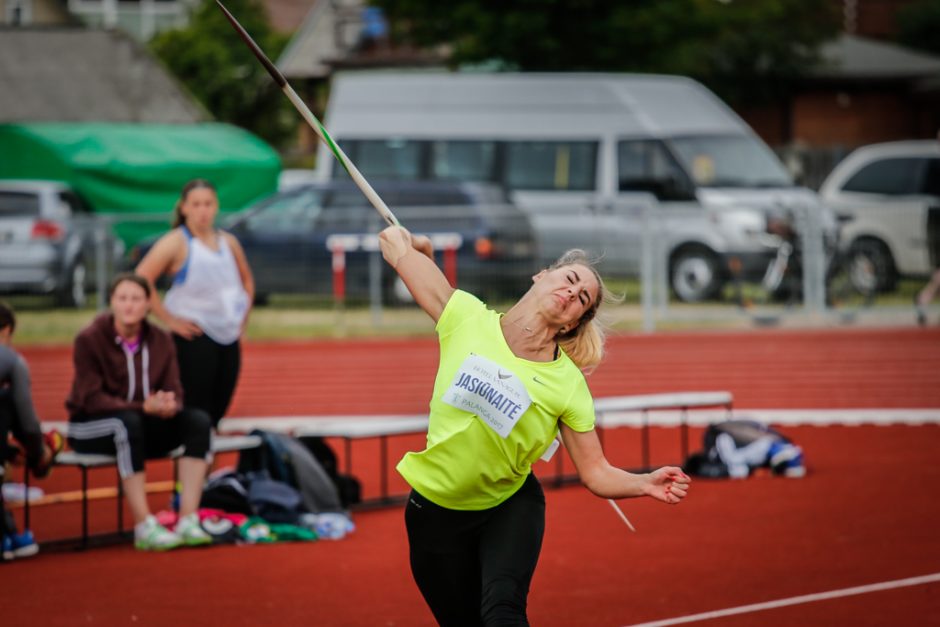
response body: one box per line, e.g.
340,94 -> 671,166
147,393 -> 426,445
0,180 -> 124,307
819,140 -> 940,291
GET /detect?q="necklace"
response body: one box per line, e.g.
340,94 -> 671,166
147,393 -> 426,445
503,316 -> 535,334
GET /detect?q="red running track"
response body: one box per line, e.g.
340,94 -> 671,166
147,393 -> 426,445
5,326 -> 940,626
22,327 -> 940,419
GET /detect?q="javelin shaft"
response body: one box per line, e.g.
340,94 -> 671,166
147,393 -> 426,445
608,498 -> 637,532
214,0 -> 399,228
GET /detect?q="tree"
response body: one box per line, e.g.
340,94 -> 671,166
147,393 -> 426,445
150,0 -> 296,148
896,0 -> 940,56
371,0 -> 840,106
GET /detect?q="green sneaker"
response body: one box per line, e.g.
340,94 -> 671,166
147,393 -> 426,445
134,516 -> 181,551
175,513 -> 212,547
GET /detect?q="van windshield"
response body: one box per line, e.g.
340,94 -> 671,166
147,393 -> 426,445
668,135 -> 793,188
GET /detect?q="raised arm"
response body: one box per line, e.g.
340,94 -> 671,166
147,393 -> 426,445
135,231 -> 202,338
379,226 -> 454,322
559,423 -> 690,503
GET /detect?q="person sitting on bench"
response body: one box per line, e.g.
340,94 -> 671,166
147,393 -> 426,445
65,273 -> 213,551
0,301 -> 63,560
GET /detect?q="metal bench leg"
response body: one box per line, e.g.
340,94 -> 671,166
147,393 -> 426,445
379,435 -> 388,501
81,466 -> 89,550
117,467 -> 124,535
23,465 -> 30,531
641,410 -> 650,470
344,438 -> 353,476
680,406 -> 689,462
172,458 -> 179,513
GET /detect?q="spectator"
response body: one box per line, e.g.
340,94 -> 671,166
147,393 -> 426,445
915,268 -> 940,326
66,273 -> 212,551
378,226 -> 691,624
0,301 -> 62,561
136,179 -> 254,429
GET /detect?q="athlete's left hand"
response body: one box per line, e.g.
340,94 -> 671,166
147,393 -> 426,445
645,466 -> 691,504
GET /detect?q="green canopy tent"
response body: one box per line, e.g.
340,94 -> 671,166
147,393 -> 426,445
0,122 -> 280,245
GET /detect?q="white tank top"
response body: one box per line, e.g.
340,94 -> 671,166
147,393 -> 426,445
164,227 -> 249,345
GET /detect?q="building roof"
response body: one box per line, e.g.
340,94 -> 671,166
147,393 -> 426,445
814,33 -> 940,80
0,27 -> 207,123
261,0 -> 317,34
277,0 -> 442,80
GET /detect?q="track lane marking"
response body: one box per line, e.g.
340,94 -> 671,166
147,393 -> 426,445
624,572 -> 940,627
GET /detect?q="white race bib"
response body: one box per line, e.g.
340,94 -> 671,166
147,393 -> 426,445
443,353 -> 532,438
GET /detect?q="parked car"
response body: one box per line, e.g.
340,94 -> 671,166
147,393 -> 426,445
127,181 -> 538,304
819,140 -> 940,291
0,180 -> 125,307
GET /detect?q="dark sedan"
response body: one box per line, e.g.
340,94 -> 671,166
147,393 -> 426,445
225,181 -> 539,304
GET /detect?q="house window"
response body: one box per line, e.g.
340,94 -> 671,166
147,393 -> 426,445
6,0 -> 33,25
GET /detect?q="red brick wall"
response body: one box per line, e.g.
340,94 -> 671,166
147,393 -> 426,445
831,0 -> 919,39
791,88 -> 916,146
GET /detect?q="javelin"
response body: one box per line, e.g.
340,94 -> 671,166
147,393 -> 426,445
608,499 -> 637,532
215,0 -> 400,228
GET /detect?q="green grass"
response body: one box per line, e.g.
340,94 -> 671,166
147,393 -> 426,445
3,277 -> 925,346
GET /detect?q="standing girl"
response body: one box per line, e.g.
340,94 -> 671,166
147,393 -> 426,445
136,179 -> 254,428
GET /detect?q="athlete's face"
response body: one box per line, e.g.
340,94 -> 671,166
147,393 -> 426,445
180,187 -> 219,232
110,280 -> 149,329
532,263 -> 599,330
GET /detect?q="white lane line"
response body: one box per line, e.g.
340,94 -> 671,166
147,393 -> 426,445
624,572 -> 940,627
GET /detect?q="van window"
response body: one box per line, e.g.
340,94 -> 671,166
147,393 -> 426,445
617,139 -> 695,200
922,158 -> 940,196
338,139 -> 423,181
841,158 -> 922,195
504,141 -> 596,191
430,140 -> 497,182
669,135 -> 792,188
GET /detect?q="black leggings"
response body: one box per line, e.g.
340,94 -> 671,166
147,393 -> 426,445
68,408 -> 211,479
174,334 -> 241,428
405,474 -> 546,627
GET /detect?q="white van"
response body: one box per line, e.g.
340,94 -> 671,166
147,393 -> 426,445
317,72 -> 833,301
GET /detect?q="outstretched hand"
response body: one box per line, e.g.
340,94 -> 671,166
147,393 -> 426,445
645,466 -> 691,504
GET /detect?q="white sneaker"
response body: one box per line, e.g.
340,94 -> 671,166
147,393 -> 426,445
134,515 -> 181,551
175,513 -> 212,547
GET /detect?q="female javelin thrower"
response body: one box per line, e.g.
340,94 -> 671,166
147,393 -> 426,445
378,226 -> 691,626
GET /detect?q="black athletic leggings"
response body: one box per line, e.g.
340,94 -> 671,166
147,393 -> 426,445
173,334 -> 241,428
405,474 -> 546,627
68,408 -> 211,479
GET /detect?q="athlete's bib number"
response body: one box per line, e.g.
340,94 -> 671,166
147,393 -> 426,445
442,354 -> 532,438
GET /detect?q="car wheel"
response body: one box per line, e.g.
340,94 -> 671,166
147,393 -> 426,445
58,259 -> 88,308
849,239 -> 896,293
670,247 -> 723,303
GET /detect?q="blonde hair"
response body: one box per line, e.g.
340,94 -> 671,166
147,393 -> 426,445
172,179 -> 217,228
550,249 -> 620,371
